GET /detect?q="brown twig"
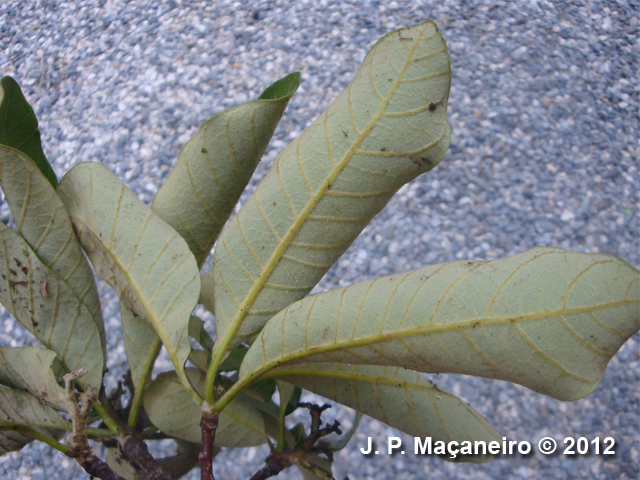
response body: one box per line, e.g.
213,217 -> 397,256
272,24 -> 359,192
118,434 -> 173,480
63,370 -> 126,480
298,403 -> 342,461
200,401 -> 220,480
248,452 -> 289,480
249,402 -> 343,480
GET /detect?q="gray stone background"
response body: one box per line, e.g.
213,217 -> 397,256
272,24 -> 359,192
0,0 -> 638,479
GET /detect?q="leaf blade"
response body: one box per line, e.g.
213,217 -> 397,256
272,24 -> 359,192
0,385 -> 69,455
0,222 -> 104,390
0,77 -> 57,187
239,248 -> 640,402
0,346 -> 67,411
265,363 -> 500,463
143,369 -> 268,448
57,162 -> 200,400
152,73 -> 300,267
210,21 -> 451,354
0,145 -> 105,349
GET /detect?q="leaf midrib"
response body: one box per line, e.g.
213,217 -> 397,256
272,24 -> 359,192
70,214 -> 201,403
262,367 -> 456,398
226,299 -> 633,405
212,23 -> 432,375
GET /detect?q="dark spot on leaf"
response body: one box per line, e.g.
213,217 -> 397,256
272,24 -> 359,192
9,281 -> 27,288
380,148 -> 387,152
32,321 -> 38,327
473,321 -> 480,328
8,269 -> 16,276
14,258 -> 22,267
429,103 -> 437,112
201,147 -> 207,154
21,266 -> 28,274
132,312 -> 139,318
409,156 -> 434,168
341,130 -> 348,137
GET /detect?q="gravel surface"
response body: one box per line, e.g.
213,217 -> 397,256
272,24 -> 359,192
0,1 -> 638,479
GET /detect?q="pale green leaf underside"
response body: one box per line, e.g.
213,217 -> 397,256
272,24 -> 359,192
57,162 -> 201,401
210,21 -> 451,349
0,222 -> 104,390
240,248 -> 640,401
143,369 -> 267,448
0,146 -> 105,349
0,384 -> 69,455
0,346 -> 67,411
120,303 -> 160,388
265,363 -> 500,463
152,73 -> 300,267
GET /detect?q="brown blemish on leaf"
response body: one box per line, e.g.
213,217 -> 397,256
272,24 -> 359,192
408,156 -> 433,168
14,258 -> 22,267
40,281 -> 48,297
429,103 -> 437,112
341,130 -> 348,137
21,266 -> 28,274
8,268 -> 17,276
380,148 -> 387,152
9,281 -> 28,288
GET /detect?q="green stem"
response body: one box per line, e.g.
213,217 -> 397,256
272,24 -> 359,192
0,421 -> 112,439
213,372 -> 258,412
2,425 -> 72,454
205,341 -> 228,403
127,337 -> 163,428
93,393 -> 126,437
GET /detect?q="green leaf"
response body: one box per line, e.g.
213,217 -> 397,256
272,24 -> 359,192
0,77 -> 57,187
0,221 -> 104,390
143,369 -> 268,448
209,21 -> 451,355
275,380 -> 295,450
326,410 -> 361,452
0,384 -> 69,455
266,364 -> 500,463
258,72 -> 301,100
200,270 -> 215,314
218,345 -> 248,372
152,72 -> 300,267
189,315 -> 214,351
0,145 -> 105,349
298,454 -> 333,480
238,248 -> 640,402
189,348 -> 209,374
120,303 -> 161,389
57,162 -> 201,401
0,346 -> 67,411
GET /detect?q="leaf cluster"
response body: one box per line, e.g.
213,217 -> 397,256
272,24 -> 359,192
0,21 -> 637,480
